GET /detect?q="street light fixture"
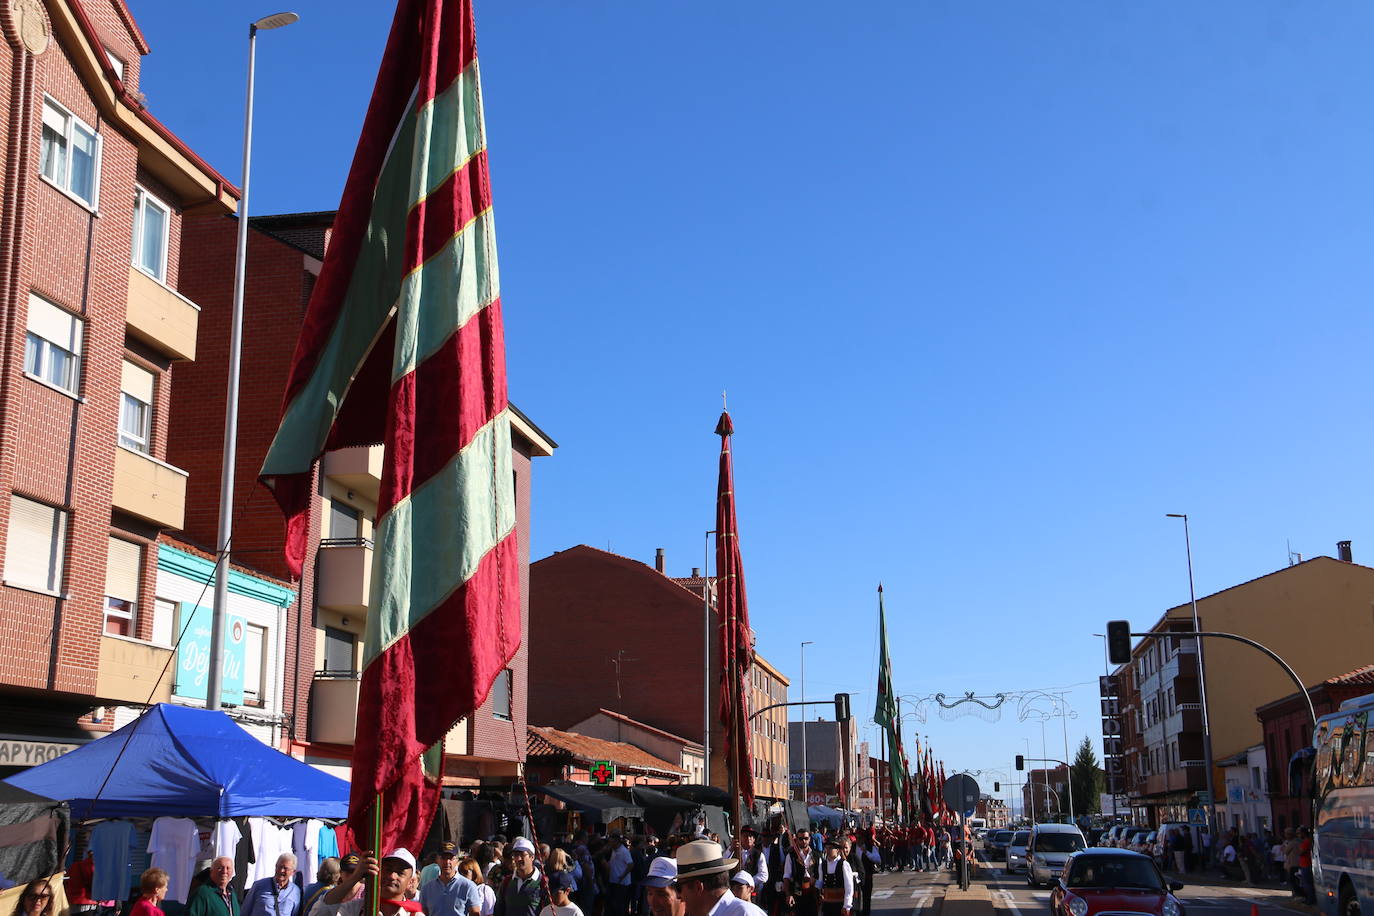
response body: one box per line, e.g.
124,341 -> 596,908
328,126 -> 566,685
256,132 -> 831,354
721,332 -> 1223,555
1166,513 -> 1219,857
206,10 -> 299,709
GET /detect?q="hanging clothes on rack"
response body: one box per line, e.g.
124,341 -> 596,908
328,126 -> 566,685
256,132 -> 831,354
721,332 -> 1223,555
292,819 -> 323,886
149,816 -> 202,903
89,819 -> 137,902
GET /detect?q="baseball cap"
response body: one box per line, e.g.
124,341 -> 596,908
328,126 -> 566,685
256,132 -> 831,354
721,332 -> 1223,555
382,848 -> 417,872
642,857 -> 678,888
341,853 -> 361,869
511,837 -> 537,855
437,842 -> 459,857
549,872 -> 575,892
730,872 -> 755,889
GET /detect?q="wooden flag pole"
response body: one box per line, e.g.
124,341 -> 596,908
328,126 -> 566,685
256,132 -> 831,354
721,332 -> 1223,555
370,796 -> 383,916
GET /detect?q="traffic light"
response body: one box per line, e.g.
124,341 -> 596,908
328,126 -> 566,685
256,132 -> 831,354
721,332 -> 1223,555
834,693 -> 851,721
1106,620 -> 1133,665
994,782 -> 1000,792
1015,755 -> 1024,771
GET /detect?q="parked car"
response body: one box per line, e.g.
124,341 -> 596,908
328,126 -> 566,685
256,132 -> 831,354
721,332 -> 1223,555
1007,830 -> 1031,874
986,830 -> 1014,861
1049,849 -> 1185,916
1028,823 -> 1088,887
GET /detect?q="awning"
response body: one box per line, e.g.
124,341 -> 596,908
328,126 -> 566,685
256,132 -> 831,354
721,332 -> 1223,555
537,783 -> 644,825
629,786 -> 700,837
660,784 -> 732,807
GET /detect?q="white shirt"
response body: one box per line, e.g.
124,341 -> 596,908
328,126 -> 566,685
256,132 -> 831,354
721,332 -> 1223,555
706,890 -> 767,916
782,849 -> 816,882
819,859 -> 854,910
315,899 -> 426,916
211,820 -> 244,860
540,905 -> 584,916
148,816 -> 202,903
294,821 -> 324,887
478,885 -> 496,916
1222,845 -> 1237,863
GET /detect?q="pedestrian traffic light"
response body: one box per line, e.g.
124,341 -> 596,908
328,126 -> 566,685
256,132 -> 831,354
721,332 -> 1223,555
834,693 -> 851,721
1015,755 -> 1024,770
994,782 -> 1000,792
1106,620 -> 1133,665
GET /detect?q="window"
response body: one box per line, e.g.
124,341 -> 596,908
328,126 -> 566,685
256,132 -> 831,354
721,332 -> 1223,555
132,188 -> 170,281
324,626 -> 356,673
24,295 -> 82,394
329,500 -> 361,540
244,624 -> 267,706
103,537 -> 141,636
105,50 -> 124,81
119,360 -> 154,453
492,668 -> 513,720
39,98 -> 99,206
5,497 -> 66,593
152,597 -> 177,646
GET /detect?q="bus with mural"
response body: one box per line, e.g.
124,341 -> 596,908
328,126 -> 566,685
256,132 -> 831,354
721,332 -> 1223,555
1311,693 -> 1374,916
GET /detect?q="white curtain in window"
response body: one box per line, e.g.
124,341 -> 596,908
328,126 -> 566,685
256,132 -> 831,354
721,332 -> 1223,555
5,497 -> 65,592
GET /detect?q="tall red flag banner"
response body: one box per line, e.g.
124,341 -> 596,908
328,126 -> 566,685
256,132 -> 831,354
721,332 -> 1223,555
259,0 -> 517,854
715,410 -> 756,810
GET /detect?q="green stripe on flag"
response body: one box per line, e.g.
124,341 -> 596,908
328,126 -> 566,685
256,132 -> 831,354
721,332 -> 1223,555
364,411 -> 516,665
410,60 -> 486,207
391,208 -> 498,382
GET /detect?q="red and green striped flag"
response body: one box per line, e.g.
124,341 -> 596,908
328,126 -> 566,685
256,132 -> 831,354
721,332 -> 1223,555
260,0 -> 517,854
714,410 -> 755,810
873,585 -> 906,804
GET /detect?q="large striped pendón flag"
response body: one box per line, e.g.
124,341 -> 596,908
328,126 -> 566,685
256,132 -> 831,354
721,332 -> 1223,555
715,411 -> 755,808
259,0 -> 517,853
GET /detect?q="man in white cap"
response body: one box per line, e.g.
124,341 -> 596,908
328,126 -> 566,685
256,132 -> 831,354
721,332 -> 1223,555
494,838 -> 545,916
728,873 -> 754,905
643,858 -> 683,916
316,849 -> 425,916
673,840 -> 764,916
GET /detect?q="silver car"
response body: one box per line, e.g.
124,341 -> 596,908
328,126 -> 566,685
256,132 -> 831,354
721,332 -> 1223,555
1005,830 -> 1031,874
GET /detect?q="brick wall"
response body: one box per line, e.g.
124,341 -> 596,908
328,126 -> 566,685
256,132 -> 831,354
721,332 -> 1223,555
528,546 -> 711,746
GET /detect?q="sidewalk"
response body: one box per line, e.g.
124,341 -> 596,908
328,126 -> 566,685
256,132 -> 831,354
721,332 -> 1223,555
1164,870 -> 1318,914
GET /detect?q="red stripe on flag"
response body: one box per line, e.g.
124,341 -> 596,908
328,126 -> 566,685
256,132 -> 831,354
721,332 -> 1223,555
416,0 -> 476,109
404,150 -> 491,273
349,529 -> 521,849
377,299 -> 506,519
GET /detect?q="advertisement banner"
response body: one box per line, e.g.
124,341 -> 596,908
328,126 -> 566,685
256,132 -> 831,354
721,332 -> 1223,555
174,604 -> 246,705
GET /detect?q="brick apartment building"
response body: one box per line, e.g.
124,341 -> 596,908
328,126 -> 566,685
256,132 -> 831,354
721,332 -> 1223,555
527,544 -> 792,800
1111,551 -> 1374,826
168,210 -> 555,785
1022,764 -> 1069,819
0,0 -> 240,758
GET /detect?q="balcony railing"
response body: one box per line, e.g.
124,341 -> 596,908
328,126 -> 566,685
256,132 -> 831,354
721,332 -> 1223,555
112,447 -> 188,529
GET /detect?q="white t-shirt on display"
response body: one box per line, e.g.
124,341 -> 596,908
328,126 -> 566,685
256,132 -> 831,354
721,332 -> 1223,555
149,817 -> 202,903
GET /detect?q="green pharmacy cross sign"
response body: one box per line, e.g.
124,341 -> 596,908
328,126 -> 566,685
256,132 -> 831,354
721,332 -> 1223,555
591,761 -> 616,785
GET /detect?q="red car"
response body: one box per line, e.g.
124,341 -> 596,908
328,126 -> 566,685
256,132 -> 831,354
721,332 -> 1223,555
1049,849 -> 1186,916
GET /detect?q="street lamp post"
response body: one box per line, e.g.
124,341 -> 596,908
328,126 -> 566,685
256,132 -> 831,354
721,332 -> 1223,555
1167,513 -> 1219,856
206,10 -> 299,710
800,640 -> 813,803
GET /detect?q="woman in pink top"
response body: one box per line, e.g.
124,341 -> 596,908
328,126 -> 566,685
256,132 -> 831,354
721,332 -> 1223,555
130,868 -> 169,916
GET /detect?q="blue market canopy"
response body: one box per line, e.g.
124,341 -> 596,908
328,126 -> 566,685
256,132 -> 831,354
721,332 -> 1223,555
4,704 -> 348,819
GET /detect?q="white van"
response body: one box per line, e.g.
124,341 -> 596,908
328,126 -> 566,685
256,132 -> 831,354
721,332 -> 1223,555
1027,822 -> 1086,886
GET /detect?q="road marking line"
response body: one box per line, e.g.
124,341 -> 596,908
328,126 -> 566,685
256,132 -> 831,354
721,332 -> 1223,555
873,891 -> 895,900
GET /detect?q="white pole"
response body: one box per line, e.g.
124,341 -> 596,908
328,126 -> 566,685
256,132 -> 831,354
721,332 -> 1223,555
704,530 -> 712,786
801,640 -> 813,803
1061,695 -> 1075,820
207,22 -> 259,710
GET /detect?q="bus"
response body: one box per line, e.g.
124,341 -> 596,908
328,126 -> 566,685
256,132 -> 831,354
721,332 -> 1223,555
1312,692 -> 1374,916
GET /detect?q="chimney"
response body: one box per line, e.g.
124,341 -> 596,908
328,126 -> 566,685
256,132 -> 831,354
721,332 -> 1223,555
1338,541 -> 1353,563
691,567 -> 701,577
655,548 -> 665,574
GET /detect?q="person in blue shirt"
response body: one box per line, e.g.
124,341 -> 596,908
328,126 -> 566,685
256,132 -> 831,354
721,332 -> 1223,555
243,854 -> 302,916
419,843 -> 482,916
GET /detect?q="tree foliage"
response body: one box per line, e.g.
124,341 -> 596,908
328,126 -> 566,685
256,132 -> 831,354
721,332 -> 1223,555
1070,736 -> 1104,814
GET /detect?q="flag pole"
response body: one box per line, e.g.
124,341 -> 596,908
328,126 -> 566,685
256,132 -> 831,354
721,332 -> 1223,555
371,796 -> 383,916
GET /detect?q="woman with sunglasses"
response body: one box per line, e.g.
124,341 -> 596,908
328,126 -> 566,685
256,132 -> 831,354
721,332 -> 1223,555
11,880 -> 54,916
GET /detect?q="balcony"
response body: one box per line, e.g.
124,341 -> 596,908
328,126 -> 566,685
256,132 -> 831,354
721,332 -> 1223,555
311,673 -> 359,745
96,636 -> 173,704
312,671 -> 468,751
316,538 -> 373,614
112,446 -> 187,529
126,266 -> 199,361
324,446 -> 383,504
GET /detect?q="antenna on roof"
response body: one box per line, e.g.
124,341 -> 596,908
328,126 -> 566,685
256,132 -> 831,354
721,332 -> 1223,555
1287,539 -> 1302,567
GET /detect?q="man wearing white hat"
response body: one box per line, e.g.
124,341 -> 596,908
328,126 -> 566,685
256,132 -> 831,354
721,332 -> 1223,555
494,838 -> 545,916
728,873 -> 754,904
673,841 -> 765,916
317,849 -> 425,916
643,857 -> 683,916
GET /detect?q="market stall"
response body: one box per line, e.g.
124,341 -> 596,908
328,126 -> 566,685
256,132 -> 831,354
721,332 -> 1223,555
535,782 -> 644,832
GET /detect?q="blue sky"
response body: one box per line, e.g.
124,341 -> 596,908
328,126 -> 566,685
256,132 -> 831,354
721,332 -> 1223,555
133,0 -> 1374,810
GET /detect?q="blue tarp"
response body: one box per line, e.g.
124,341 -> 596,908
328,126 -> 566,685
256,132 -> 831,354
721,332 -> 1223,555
4,704 -> 348,819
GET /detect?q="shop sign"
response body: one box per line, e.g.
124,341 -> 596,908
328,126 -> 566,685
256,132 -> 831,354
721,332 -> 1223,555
0,740 -> 78,767
174,605 -> 247,705
590,761 -> 616,785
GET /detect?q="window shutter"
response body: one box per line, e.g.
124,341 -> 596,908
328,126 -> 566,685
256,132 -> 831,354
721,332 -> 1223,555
105,537 -> 141,602
27,295 -> 81,354
5,497 -> 64,591
120,361 -> 155,403
41,101 -> 66,134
